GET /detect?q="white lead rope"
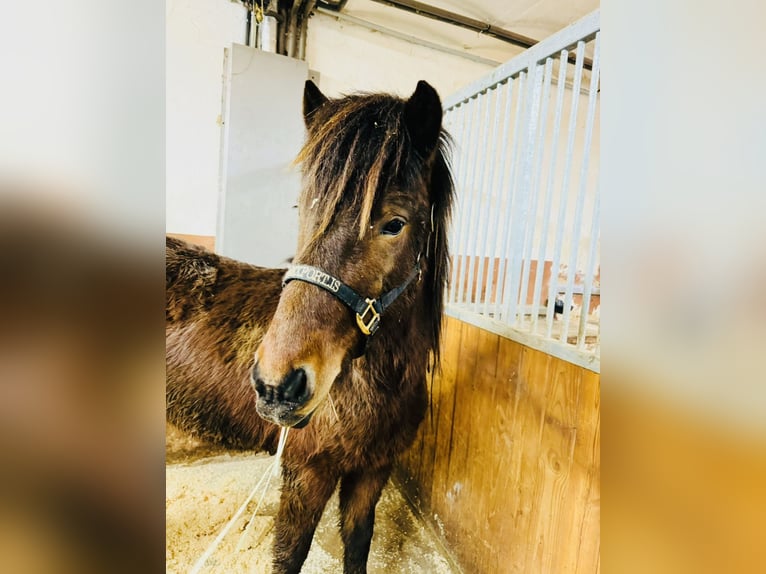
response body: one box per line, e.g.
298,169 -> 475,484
189,427 -> 290,573
235,426 -> 291,550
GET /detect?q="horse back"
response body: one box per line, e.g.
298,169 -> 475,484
165,236 -> 284,451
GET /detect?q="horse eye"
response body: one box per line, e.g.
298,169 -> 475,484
381,218 -> 406,236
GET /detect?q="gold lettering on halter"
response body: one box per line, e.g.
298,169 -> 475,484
293,266 -> 340,293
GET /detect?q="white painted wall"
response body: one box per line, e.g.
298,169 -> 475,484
305,11 -> 499,99
165,1 -> 593,241
166,0 -> 516,235
166,1 -> 512,238
166,0 -> 246,236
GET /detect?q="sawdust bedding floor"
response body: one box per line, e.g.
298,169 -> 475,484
166,451 -> 459,573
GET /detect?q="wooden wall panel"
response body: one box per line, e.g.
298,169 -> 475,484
396,317 -> 600,574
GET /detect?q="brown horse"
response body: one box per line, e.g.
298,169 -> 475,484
166,80 -> 454,574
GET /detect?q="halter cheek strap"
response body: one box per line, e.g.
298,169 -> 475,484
282,260 -> 421,336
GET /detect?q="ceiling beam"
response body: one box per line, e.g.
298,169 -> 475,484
367,0 -> 593,70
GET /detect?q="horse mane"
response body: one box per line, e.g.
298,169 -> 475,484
425,135 -> 454,366
296,92 -> 455,363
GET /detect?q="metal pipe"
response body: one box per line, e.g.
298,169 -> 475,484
297,0 -> 316,61
316,0 -> 349,11
285,0 -> 301,57
315,7 -> 501,67
259,14 -> 279,52
369,0 -> 537,49
246,4 -> 254,47
274,4 -> 285,55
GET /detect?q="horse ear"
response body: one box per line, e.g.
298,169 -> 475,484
404,80 -> 443,157
303,80 -> 328,125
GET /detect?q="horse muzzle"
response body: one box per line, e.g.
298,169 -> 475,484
251,364 -> 315,428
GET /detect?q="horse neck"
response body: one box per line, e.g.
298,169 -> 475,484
359,279 -> 435,390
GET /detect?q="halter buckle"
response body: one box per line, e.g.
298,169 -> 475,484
355,298 -> 381,336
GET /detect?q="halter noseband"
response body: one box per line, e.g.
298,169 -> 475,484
282,259 -> 422,337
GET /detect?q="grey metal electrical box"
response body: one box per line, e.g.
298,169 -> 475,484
216,44 -> 309,267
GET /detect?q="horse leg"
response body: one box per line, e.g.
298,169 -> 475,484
272,462 -> 338,574
338,465 -> 392,574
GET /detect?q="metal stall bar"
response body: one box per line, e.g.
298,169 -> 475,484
458,94 -> 484,304
531,51 -> 569,335
545,40 -> 585,340
504,63 -> 540,324
516,60 -> 550,325
469,85 -> 502,312
494,71 -> 526,320
500,65 -> 539,325
442,104 -> 464,288
451,97 -> 475,304
492,78 -> 524,318
556,42 -> 588,343
560,31 -> 600,344
445,103 -> 468,302
466,90 -> 492,310
578,179 -> 600,349
450,97 -> 479,304
524,56 -> 555,328
480,78 -> 513,316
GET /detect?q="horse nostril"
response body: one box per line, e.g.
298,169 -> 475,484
251,364 -> 266,394
254,378 -> 267,398
282,368 -> 309,403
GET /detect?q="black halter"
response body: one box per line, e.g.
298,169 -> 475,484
282,259 -> 422,337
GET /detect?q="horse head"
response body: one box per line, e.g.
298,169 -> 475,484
252,80 -> 451,428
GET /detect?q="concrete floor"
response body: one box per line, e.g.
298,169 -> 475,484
166,451 -> 460,573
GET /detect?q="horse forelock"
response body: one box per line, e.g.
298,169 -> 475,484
296,93 -> 422,241
296,91 -> 455,361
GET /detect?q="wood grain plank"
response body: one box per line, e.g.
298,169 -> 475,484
429,318 -> 463,517
396,318 -> 600,574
